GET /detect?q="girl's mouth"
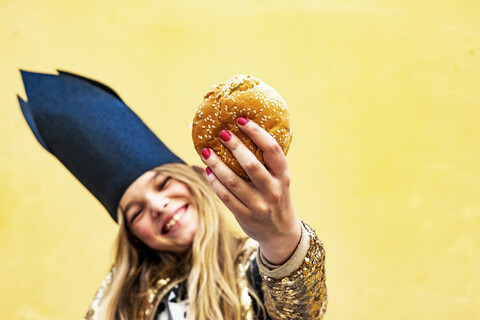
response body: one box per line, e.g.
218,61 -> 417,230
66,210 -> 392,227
162,204 -> 188,234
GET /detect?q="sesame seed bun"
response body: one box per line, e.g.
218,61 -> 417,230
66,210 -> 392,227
192,75 -> 292,179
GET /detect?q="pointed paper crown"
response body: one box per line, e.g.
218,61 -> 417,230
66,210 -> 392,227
18,70 -> 184,222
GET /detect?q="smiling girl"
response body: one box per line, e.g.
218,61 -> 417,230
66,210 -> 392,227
19,70 -> 327,320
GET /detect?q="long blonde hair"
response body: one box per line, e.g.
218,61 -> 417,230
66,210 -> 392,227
96,163 -> 253,320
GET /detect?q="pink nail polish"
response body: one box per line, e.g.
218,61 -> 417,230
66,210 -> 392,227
205,167 -> 212,175
201,148 -> 211,160
238,117 -> 249,126
220,130 -> 232,141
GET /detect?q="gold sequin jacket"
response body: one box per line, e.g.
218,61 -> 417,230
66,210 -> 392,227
84,223 -> 327,319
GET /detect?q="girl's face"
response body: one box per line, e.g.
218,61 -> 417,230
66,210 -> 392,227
119,170 -> 199,253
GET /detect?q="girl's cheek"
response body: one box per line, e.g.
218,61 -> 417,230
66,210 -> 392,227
136,222 -> 154,240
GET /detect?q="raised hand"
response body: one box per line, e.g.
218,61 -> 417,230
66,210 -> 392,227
201,117 -> 301,265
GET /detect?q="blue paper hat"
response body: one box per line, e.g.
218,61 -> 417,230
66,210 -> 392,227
18,70 -> 184,222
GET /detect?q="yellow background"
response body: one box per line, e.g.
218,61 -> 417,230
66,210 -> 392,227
1,0 -> 479,319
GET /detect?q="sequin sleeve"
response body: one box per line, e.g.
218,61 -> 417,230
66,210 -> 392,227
83,268 -> 114,320
257,222 -> 327,319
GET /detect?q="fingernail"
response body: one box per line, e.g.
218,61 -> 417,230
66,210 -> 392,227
238,117 -> 249,126
201,148 -> 211,160
205,167 -> 212,175
220,130 -> 232,142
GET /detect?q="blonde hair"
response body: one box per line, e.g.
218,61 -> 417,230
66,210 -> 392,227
96,163 -> 256,320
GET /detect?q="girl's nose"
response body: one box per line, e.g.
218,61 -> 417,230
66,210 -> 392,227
150,196 -> 170,218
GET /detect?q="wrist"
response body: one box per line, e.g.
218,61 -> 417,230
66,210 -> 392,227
258,219 -> 302,265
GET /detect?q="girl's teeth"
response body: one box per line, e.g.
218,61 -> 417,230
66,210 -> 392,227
166,212 -> 182,231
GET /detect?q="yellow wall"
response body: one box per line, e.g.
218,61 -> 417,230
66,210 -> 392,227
1,0 -> 479,318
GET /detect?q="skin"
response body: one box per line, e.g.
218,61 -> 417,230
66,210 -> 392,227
202,118 -> 302,265
118,171 -> 199,253
119,117 -> 301,264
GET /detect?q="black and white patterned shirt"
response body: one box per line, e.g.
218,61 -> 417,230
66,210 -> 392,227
156,284 -> 189,320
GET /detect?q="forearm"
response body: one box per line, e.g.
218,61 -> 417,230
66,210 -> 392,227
257,222 -> 328,319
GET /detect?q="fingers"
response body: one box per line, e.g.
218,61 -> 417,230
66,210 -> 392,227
217,130 -> 273,190
201,148 -> 253,213
236,117 -> 290,181
200,117 -> 290,214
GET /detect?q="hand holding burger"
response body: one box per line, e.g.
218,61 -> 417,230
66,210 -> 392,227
192,75 -> 301,265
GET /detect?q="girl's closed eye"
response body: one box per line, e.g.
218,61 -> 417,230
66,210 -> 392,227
130,208 -> 143,224
157,176 -> 172,191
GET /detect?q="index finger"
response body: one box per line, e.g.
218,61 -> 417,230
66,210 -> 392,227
236,117 -> 290,180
